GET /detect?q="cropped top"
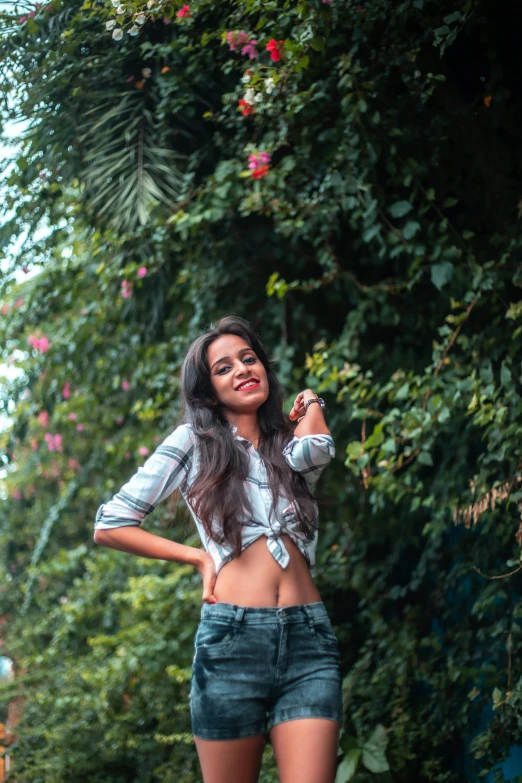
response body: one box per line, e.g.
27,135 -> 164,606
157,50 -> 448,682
94,422 -> 335,575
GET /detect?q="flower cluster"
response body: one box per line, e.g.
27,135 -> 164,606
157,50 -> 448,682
44,432 -> 63,452
266,39 -> 284,62
28,334 -> 50,353
237,75 -> 276,115
248,152 -> 271,179
19,3 -> 52,23
177,4 -> 190,18
226,30 -> 259,59
121,279 -> 132,298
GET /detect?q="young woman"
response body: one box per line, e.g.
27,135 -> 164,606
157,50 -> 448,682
93,315 -> 343,783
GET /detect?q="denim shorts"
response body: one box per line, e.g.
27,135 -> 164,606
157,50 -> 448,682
189,600 -> 343,741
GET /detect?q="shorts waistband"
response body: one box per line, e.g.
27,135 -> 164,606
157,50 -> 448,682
200,600 -> 329,625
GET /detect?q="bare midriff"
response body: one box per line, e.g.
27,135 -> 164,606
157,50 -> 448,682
212,533 -> 322,608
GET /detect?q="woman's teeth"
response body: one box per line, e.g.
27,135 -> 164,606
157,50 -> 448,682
237,380 -> 259,391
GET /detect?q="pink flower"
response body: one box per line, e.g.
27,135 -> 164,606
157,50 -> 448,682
241,41 -> 259,59
62,381 -> 71,399
121,280 -> 132,298
44,433 -> 62,452
76,423 -> 85,432
121,380 -> 131,391
177,4 -> 190,17
127,75 -> 135,83
153,435 -> 161,442
248,152 -> 271,176
28,334 -> 50,353
138,446 -> 149,456
266,39 -> 284,62
38,336 -> 50,353
68,458 -> 81,471
1,304 -> 9,315
68,412 -> 77,421
38,411 -> 49,427
137,266 -> 147,278
163,15 -> 171,23
14,297 -> 23,308
322,0 -> 332,3
116,416 -> 125,425
124,451 -> 131,458
226,30 -> 250,52
30,438 -> 38,451
19,15 -> 27,22
11,489 -> 22,500
28,10 -> 35,16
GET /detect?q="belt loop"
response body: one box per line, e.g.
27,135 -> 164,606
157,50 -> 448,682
303,604 -> 315,632
234,606 -> 245,626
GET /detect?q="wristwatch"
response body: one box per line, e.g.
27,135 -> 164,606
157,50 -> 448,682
297,397 -> 328,422
304,397 -> 328,415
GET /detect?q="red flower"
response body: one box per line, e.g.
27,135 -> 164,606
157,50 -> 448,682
266,38 -> 284,62
251,164 -> 269,179
177,4 -> 191,18
238,99 -> 254,116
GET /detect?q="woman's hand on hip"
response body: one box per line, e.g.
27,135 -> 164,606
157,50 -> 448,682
195,551 -> 217,604
288,389 -> 318,421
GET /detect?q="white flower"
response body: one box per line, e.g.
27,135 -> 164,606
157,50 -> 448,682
243,88 -> 255,104
253,92 -> 263,103
115,5 -> 124,12
111,0 -> 119,5
241,72 -> 251,83
106,19 -> 116,29
135,12 -> 145,24
112,27 -> 123,39
142,67 -> 151,78
147,0 -> 154,7
129,25 -> 139,35
264,77 -> 275,94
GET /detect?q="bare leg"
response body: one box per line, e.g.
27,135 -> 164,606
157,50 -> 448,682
270,718 -> 341,783
194,733 -> 266,783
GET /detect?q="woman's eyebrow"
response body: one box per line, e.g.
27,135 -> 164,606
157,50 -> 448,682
211,347 -> 252,370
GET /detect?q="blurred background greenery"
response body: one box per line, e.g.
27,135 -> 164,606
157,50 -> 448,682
1,0 -> 522,780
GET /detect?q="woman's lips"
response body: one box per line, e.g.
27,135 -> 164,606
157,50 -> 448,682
236,379 -> 260,392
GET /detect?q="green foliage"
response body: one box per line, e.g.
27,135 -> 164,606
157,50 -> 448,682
1,0 -> 522,780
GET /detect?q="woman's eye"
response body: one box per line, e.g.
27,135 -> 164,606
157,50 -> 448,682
244,356 -> 256,364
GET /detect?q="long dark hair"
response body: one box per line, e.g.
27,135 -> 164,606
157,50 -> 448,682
168,315 -> 319,560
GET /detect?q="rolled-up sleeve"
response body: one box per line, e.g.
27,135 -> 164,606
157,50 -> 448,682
94,423 -> 196,530
282,433 -> 335,487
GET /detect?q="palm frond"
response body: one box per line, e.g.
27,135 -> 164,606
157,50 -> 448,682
79,91 -> 188,233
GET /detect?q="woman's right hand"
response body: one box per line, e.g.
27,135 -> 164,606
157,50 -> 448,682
196,551 -> 218,604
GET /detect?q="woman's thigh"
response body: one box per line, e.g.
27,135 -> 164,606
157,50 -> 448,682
194,734 -> 266,783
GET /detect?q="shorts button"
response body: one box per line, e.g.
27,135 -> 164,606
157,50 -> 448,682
279,609 -> 286,617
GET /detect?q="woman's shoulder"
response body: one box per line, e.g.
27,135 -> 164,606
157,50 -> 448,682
161,421 -> 198,450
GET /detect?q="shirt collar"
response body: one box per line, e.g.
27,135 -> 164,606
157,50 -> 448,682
228,422 -> 254,447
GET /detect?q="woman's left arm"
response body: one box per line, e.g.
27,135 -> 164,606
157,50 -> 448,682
289,389 -> 331,438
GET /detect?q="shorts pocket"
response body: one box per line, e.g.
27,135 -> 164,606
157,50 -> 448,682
194,619 -> 239,657
309,617 -> 339,653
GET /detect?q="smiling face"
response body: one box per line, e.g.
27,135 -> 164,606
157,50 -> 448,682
207,333 -> 269,416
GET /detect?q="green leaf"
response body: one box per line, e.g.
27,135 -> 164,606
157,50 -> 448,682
389,200 -> 413,218
335,749 -> 362,783
403,220 -> 421,239
431,261 -> 454,290
361,725 -> 390,773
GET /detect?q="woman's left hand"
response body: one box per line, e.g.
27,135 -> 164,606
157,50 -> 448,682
288,389 -> 318,421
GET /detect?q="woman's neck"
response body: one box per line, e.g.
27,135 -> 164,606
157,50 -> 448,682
226,412 -> 260,448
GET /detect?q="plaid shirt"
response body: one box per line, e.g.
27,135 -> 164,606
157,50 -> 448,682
94,423 -> 335,574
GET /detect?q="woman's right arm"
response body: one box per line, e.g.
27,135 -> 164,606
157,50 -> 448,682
93,423 -> 204,568
93,525 -> 207,568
